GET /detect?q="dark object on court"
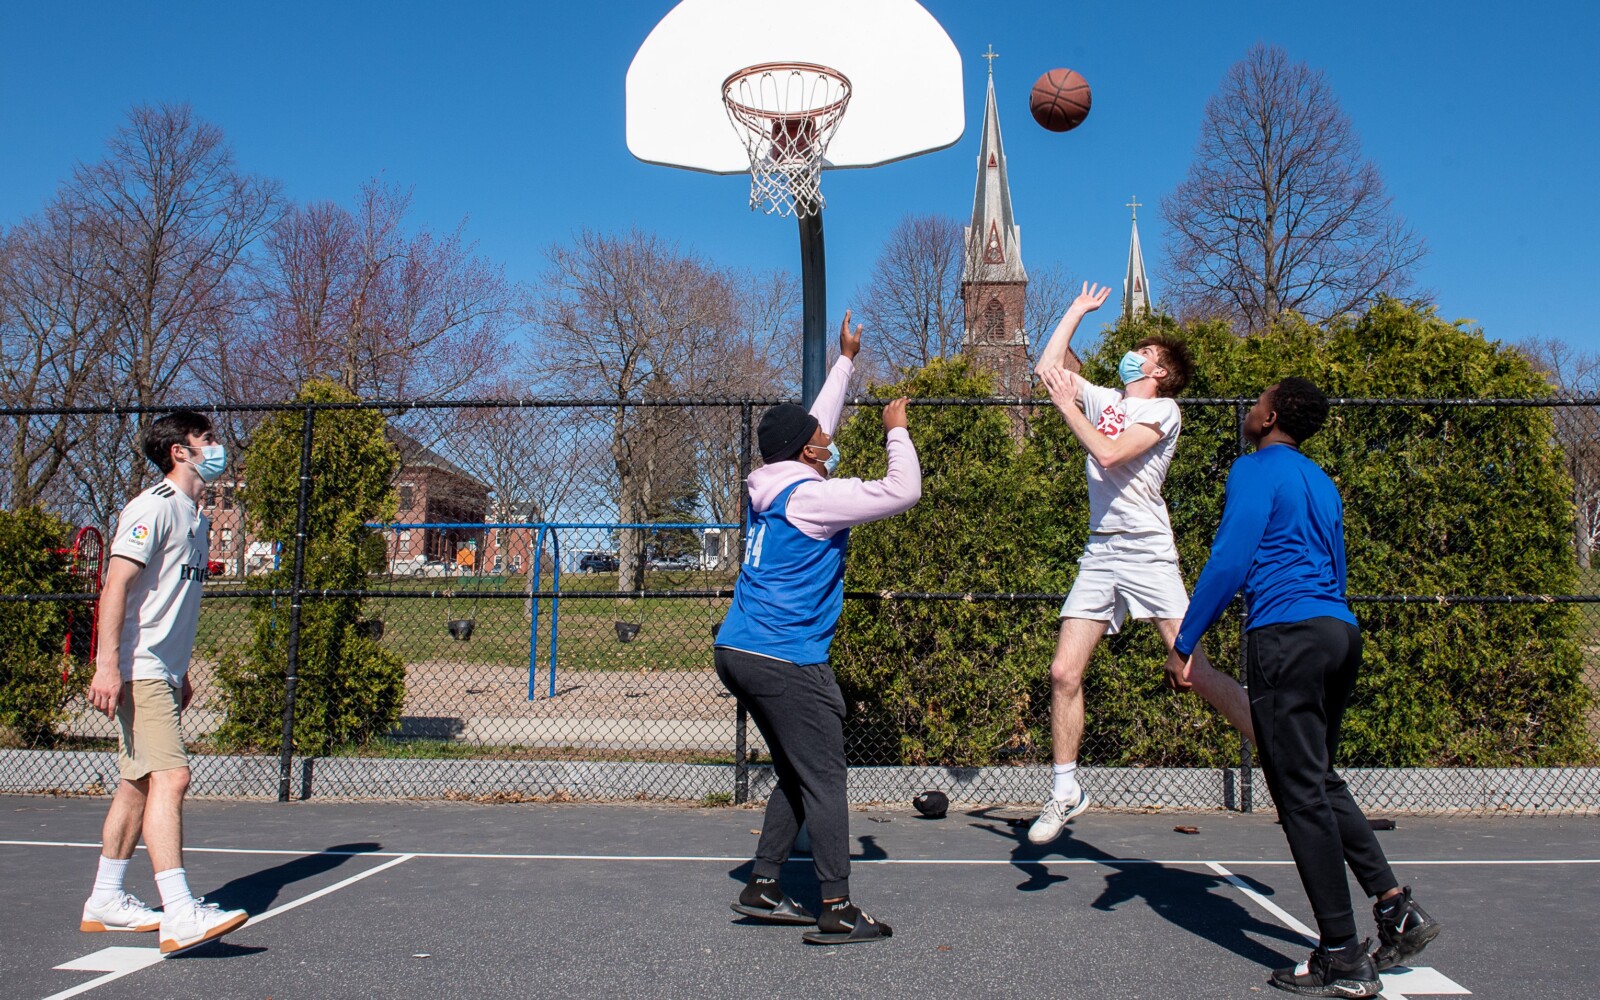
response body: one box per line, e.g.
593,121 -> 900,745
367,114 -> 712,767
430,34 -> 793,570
1173,825 -> 1199,835
447,619 -> 475,642
615,620 -> 642,643
355,618 -> 385,641
1369,818 -> 1397,831
913,790 -> 948,818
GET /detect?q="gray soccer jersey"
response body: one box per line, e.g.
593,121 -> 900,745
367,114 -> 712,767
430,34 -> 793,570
108,479 -> 210,685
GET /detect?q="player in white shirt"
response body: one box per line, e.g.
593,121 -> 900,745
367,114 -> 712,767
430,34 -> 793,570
1026,283 -> 1255,843
81,411 -> 248,954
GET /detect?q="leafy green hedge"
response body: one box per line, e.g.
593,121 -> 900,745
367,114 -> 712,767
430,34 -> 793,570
212,379 -> 406,756
0,506 -> 87,746
831,300 -> 1597,768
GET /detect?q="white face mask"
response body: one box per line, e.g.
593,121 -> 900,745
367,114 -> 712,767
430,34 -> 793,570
184,444 -> 227,483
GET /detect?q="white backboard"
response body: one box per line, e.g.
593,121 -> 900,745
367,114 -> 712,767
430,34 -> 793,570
627,0 -> 964,175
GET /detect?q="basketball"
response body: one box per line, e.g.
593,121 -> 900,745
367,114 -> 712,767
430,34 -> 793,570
1029,68 -> 1092,132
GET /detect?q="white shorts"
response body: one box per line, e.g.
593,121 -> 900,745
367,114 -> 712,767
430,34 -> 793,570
1059,531 -> 1188,633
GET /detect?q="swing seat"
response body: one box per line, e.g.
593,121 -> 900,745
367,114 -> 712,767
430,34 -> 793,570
614,620 -> 642,643
447,618 -> 476,641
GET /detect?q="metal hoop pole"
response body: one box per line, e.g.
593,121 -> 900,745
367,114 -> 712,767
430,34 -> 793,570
799,211 -> 827,406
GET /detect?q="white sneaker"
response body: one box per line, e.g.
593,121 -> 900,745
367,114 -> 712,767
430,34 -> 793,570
1026,789 -> 1091,844
80,892 -> 161,932
158,898 -> 248,954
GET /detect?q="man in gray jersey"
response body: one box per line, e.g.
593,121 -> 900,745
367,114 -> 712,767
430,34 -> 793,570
81,411 -> 248,954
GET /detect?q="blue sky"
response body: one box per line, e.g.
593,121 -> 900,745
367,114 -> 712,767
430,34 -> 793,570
2,1 -> 1597,363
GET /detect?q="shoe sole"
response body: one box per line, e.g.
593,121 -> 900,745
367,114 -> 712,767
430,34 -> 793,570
160,911 -> 248,955
1376,921 -> 1443,971
80,919 -> 160,933
1268,978 -> 1381,997
1025,794 -> 1092,844
730,902 -> 816,926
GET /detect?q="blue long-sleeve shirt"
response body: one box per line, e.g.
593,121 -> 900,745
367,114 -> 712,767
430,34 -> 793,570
1174,444 -> 1357,656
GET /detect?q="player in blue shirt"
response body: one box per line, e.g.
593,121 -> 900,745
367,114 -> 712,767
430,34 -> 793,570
1169,378 -> 1441,997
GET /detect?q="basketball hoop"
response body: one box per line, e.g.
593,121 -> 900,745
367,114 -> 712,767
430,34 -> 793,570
722,62 -> 851,218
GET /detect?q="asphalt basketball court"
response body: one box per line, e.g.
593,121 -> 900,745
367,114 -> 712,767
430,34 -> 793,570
4,795 -> 1597,999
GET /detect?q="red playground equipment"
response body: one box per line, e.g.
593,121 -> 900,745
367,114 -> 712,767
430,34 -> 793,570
57,526 -> 105,681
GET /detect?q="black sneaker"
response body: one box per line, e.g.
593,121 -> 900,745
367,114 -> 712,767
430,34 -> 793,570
1372,887 -> 1442,971
1270,943 -> 1382,997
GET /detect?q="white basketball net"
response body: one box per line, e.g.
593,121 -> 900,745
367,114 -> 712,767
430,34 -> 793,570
722,63 -> 851,218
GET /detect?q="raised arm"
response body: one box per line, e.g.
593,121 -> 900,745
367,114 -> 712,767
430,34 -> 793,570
786,398 -> 922,539
1035,282 -> 1111,376
1040,368 -> 1165,469
811,310 -> 862,435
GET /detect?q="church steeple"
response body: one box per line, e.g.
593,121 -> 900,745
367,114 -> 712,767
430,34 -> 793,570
1123,196 -> 1151,322
964,52 -> 1027,288
961,49 -> 1031,397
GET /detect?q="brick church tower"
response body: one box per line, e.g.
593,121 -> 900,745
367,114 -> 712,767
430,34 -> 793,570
961,57 -> 1037,398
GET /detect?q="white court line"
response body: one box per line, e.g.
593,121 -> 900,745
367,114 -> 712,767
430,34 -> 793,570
1205,861 -> 1319,945
5,840 -> 1600,866
1208,862 -> 1472,1000
39,854 -> 413,1000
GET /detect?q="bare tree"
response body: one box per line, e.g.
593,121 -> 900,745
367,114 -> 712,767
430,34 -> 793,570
532,228 -> 735,590
232,180 -> 514,402
1161,44 -> 1426,332
855,214 -> 966,375
1022,260 -> 1078,368
1516,337 -> 1600,567
0,199 -> 116,511
57,103 -> 279,517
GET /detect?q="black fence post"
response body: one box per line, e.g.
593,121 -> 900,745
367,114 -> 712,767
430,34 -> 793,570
733,402 -> 752,805
1233,401 -> 1254,813
277,405 -> 315,802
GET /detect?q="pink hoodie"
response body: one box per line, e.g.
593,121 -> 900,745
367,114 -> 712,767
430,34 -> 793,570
745,356 -> 922,539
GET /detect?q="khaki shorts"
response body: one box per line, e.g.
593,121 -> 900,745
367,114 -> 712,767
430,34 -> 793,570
1060,531 -> 1189,633
116,679 -> 188,780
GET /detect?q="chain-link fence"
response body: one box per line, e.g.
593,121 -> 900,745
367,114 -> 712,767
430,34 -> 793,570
2,396 -> 1598,812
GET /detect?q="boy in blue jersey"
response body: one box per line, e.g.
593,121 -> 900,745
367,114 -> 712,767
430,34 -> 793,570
716,311 -> 920,945
1169,378 -> 1440,997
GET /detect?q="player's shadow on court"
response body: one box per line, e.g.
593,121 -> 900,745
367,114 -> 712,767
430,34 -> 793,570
970,816 -> 1305,968
205,841 -> 381,917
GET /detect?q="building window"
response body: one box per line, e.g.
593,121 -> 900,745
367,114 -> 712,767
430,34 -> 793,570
983,298 -> 1006,340
398,484 -> 416,512
220,528 -> 234,553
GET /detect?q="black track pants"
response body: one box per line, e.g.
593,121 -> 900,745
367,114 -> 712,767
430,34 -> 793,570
1247,617 -> 1400,944
714,647 -> 851,898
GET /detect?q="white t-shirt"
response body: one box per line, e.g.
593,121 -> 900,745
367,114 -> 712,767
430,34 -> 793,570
109,479 -> 210,685
1079,380 -> 1182,535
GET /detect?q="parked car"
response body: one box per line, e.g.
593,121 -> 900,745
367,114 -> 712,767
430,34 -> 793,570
392,555 -> 453,577
648,554 -> 698,571
207,560 -> 226,577
578,552 -> 619,573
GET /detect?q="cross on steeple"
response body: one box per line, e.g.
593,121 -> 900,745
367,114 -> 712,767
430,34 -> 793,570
1126,195 -> 1143,220
982,44 -> 999,75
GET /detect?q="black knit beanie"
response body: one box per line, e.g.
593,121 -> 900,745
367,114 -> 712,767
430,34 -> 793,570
757,403 -> 818,464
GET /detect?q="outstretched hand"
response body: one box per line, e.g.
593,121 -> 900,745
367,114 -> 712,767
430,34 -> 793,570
1040,366 -> 1082,413
882,397 -> 909,432
1069,282 -> 1112,316
839,309 -> 862,360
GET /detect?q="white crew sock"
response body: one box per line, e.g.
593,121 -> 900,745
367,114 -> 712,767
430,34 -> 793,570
154,868 -> 195,915
1051,762 -> 1080,801
89,855 -> 131,906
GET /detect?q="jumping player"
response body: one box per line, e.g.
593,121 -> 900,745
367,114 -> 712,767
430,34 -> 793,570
1029,282 -> 1254,844
715,311 -> 920,944
81,411 -> 248,954
1168,378 -> 1441,996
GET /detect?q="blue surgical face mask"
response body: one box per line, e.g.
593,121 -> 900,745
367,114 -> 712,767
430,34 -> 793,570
821,441 -> 840,476
1118,351 -> 1149,386
186,444 -> 227,483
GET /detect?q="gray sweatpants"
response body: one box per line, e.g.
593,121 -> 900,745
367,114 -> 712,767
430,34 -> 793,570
714,647 -> 851,898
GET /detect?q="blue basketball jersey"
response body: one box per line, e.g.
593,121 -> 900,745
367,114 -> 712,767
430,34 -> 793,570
715,481 -> 851,665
